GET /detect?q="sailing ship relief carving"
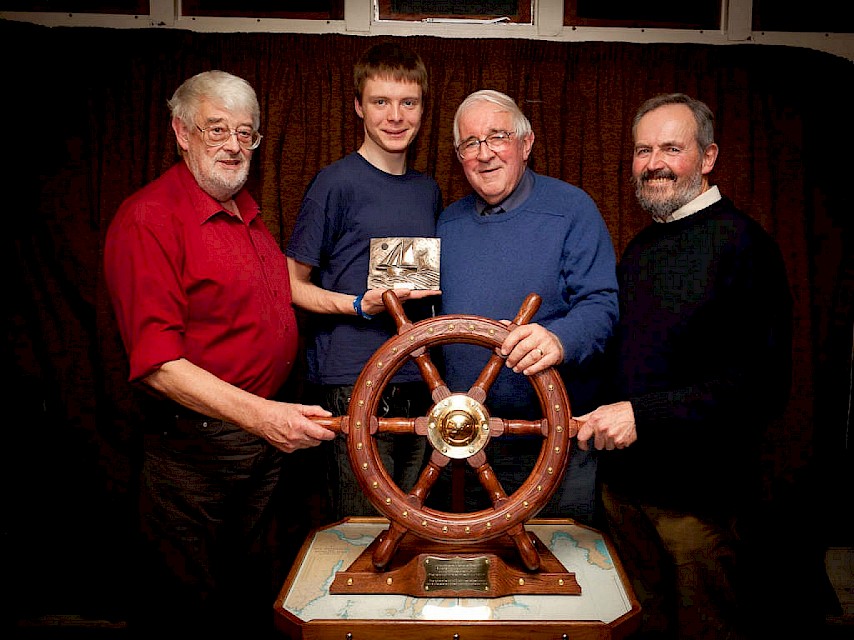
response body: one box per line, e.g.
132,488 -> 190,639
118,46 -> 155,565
368,237 -> 440,290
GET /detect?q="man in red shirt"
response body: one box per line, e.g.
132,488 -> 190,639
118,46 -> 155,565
104,70 -> 334,638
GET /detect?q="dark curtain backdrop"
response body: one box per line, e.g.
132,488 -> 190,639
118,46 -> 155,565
3,20 -> 852,624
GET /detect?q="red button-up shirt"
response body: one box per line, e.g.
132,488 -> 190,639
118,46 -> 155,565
104,161 -> 297,399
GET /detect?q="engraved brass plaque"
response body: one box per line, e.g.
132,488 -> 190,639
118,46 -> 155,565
368,237 -> 440,290
423,556 -> 490,592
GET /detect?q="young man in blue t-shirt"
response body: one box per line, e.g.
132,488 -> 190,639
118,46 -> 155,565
286,43 -> 442,520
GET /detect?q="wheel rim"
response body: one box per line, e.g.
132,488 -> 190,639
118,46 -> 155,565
346,306 -> 573,547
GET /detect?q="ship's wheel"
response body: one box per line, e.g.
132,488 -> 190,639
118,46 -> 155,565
320,291 -> 575,585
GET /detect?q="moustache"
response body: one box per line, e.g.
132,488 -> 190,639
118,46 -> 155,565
641,169 -> 676,182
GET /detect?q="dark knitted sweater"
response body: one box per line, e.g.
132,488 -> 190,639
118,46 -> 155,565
602,196 -> 793,511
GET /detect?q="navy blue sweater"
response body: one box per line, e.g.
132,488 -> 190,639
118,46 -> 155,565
604,196 -> 793,511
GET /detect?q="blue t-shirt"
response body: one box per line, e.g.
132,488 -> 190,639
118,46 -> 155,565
287,152 -> 442,385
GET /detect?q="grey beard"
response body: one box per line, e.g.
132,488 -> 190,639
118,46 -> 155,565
635,172 -> 703,221
185,152 -> 249,202
197,171 -> 247,202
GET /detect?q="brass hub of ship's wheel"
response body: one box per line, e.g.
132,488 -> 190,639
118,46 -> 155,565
426,394 -> 491,459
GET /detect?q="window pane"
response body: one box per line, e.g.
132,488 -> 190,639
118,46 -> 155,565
378,0 -> 530,23
182,1 -> 344,19
753,0 -> 854,33
0,1 -> 148,12
390,0 -> 516,13
565,0 -> 720,29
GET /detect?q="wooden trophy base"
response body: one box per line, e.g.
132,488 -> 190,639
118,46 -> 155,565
329,528 -> 581,598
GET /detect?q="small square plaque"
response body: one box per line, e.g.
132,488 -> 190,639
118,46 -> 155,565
368,237 -> 440,290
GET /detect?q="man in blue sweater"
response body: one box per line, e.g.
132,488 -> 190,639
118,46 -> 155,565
574,93 -> 793,639
434,89 -> 618,523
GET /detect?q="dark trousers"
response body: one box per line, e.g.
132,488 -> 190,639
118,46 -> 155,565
601,484 -> 749,640
130,412 -> 282,638
424,437 -> 598,524
308,382 -> 431,521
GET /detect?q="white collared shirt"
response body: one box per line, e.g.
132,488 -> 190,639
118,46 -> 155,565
655,185 -> 722,223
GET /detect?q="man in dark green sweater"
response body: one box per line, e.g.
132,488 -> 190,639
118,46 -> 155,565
575,93 -> 793,639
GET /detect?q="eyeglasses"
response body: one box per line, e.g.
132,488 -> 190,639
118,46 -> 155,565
456,131 -> 515,160
196,124 -> 263,150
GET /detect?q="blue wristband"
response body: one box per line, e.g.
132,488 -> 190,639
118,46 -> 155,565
353,293 -> 374,320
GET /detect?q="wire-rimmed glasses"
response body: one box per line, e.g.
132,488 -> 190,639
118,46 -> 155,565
196,124 -> 263,150
456,130 -> 515,160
